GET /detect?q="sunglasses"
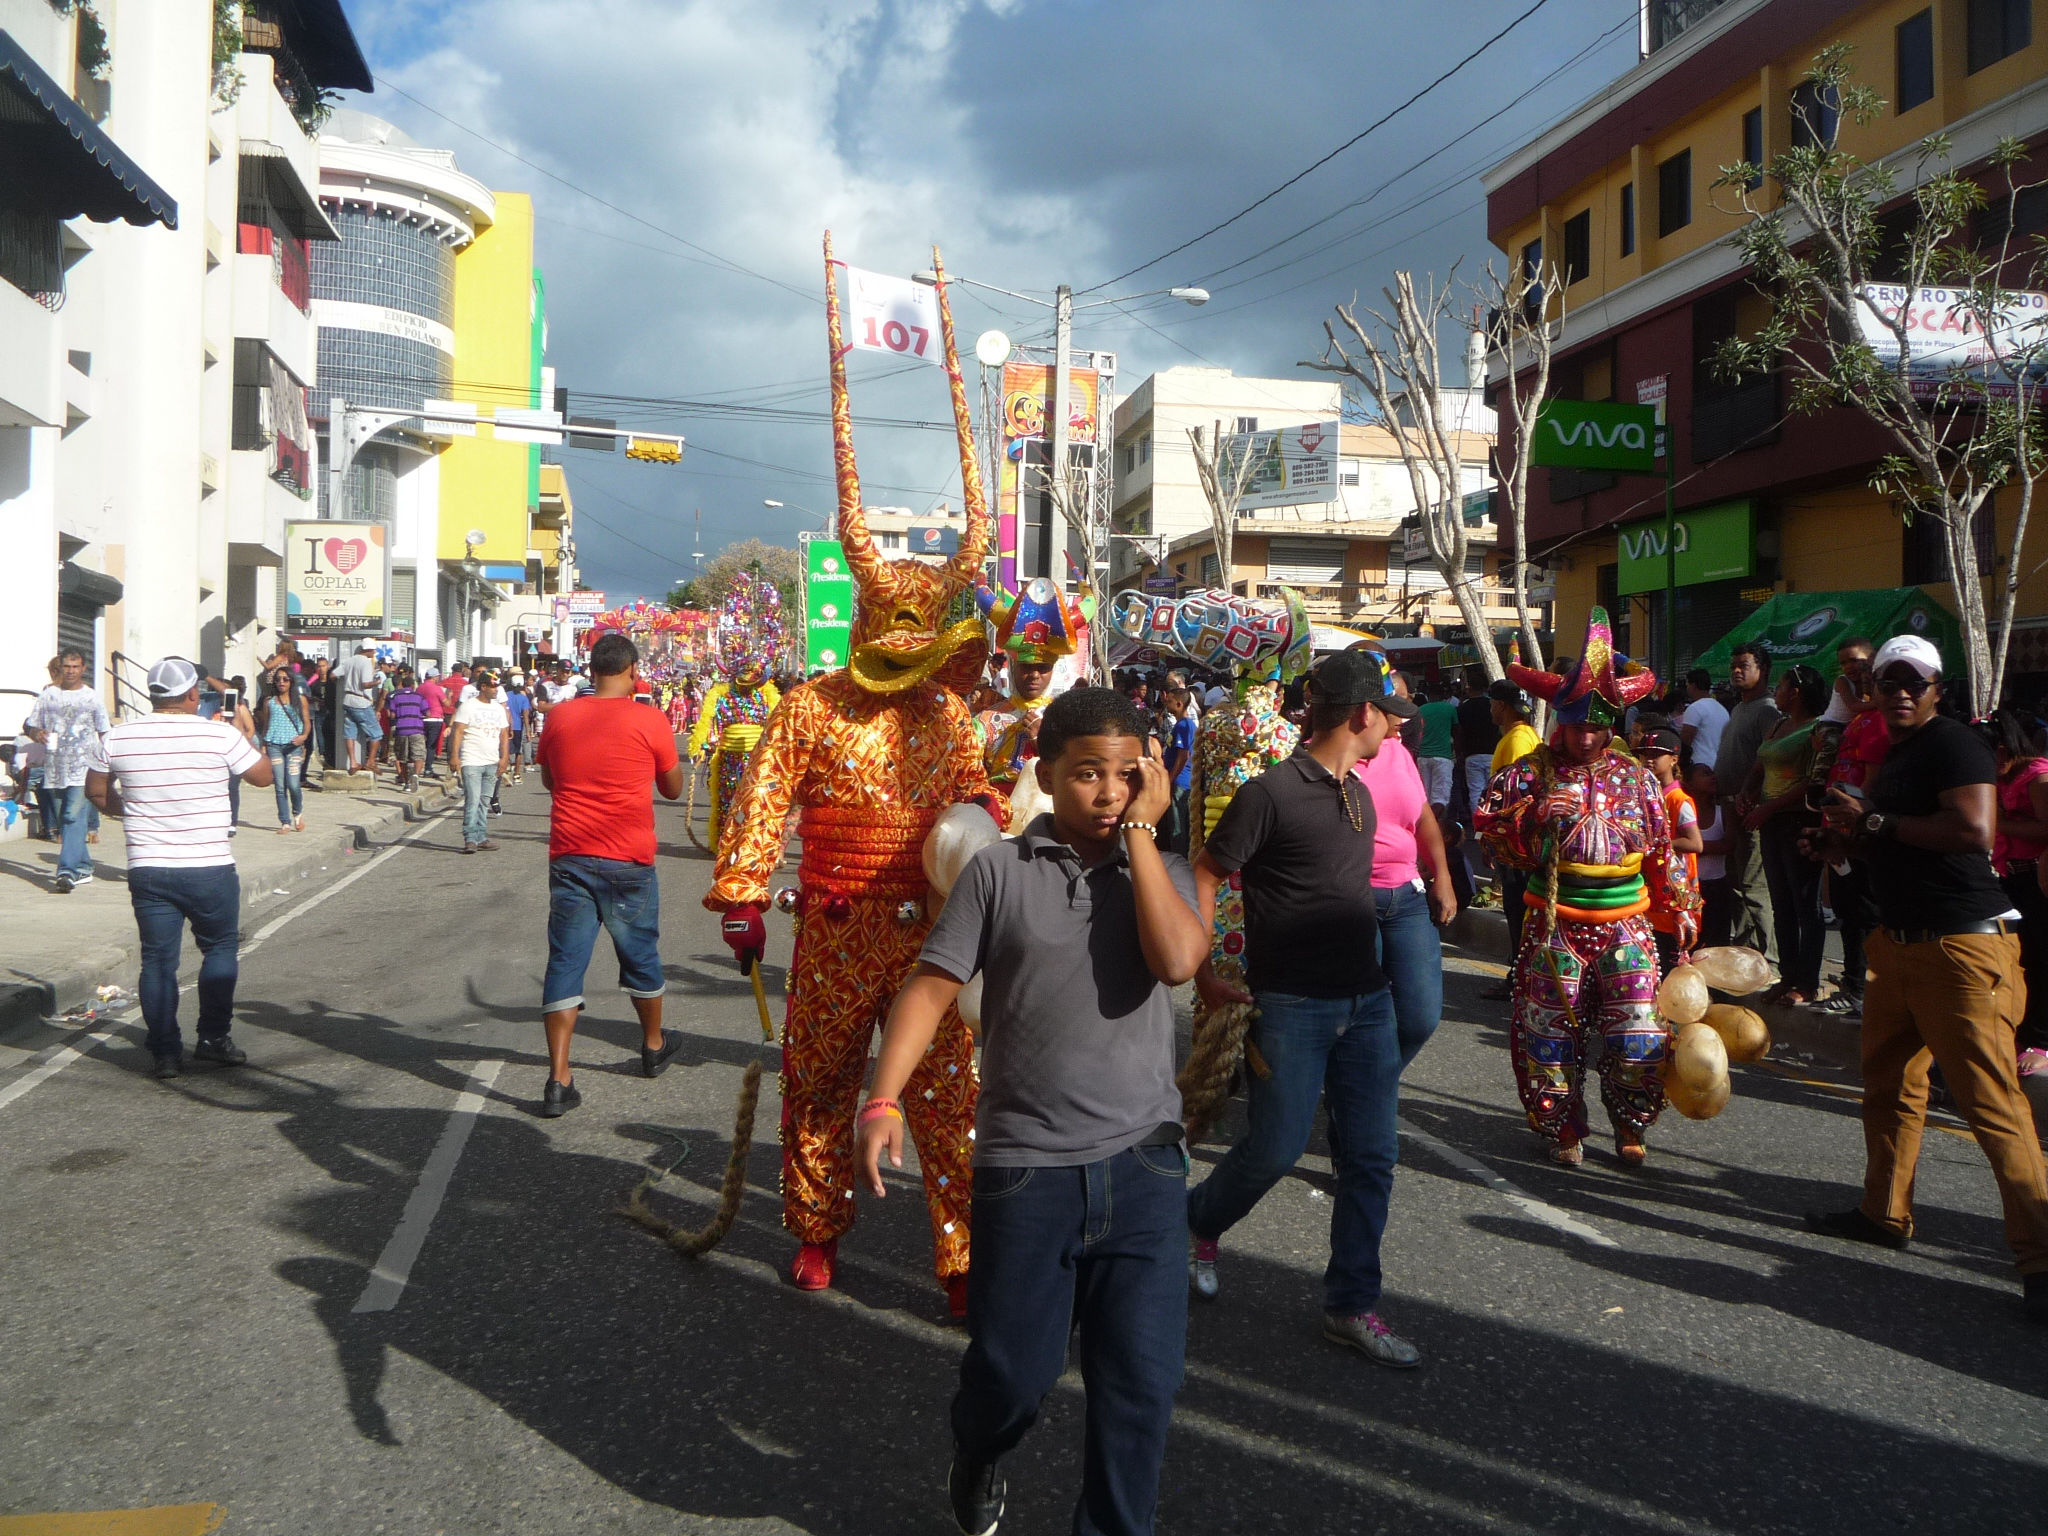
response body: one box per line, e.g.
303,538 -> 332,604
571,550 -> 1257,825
1874,675 -> 1935,698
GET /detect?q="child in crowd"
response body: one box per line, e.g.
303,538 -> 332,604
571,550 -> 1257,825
386,669 -> 430,792
1685,760 -> 1730,949
858,687 -> 1208,1536
1639,729 -> 1702,974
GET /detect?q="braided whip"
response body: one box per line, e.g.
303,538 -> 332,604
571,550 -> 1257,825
683,758 -> 708,853
616,959 -> 776,1257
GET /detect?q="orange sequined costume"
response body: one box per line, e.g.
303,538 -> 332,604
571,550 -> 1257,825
706,237 -> 1002,1284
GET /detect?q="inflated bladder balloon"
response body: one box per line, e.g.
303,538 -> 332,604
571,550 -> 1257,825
1665,1069 -> 1732,1121
1005,771 -> 1052,835
1702,1003 -> 1770,1063
923,802 -> 1002,901
1690,946 -> 1775,996
1656,963 -> 1711,1024
956,973 -> 984,1041
1671,1021 -> 1730,1092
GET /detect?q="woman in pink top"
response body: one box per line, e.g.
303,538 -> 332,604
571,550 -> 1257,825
1984,710 -> 2048,1074
1354,729 -> 1459,1065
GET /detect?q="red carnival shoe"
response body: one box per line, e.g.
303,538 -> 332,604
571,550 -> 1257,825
947,1274 -> 969,1321
790,1240 -> 837,1292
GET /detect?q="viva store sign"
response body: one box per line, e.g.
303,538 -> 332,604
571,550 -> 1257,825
1616,500 -> 1754,596
1531,399 -> 1660,473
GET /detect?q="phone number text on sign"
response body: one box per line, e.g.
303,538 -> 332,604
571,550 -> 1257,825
842,264 -> 943,367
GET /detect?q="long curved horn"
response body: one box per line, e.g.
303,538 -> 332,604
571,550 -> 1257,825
931,246 -> 989,593
824,231 -> 881,586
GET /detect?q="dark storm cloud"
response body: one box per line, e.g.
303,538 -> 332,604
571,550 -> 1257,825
338,0 -> 1637,599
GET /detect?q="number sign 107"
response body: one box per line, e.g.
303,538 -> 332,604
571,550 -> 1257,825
862,316 -> 929,357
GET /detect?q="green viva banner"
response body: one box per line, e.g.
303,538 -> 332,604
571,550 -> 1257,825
1616,500 -> 1754,596
805,539 -> 853,671
1531,399 -> 1659,473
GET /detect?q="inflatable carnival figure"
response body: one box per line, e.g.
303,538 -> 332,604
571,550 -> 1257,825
971,576 -> 1090,800
1475,607 -> 1701,1167
706,237 -> 1004,1310
1107,585 -> 1311,1144
687,574 -> 785,848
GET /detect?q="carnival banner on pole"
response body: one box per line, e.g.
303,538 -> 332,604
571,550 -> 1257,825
838,265 -> 943,367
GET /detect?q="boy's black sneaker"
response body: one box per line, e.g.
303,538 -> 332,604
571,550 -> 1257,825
947,1453 -> 1004,1536
540,1078 -> 581,1118
153,1054 -> 183,1080
2026,1272 -> 2048,1325
192,1036 -> 247,1066
1805,1207 -> 1910,1250
641,1030 -> 683,1078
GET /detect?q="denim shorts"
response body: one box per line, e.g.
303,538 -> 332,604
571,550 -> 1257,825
343,704 -> 383,742
542,855 -> 665,1012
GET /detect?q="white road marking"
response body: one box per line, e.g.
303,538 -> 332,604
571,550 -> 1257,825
0,1028 -> 128,1113
353,1059 -> 504,1313
1398,1116 -> 1619,1249
0,810 -> 448,1114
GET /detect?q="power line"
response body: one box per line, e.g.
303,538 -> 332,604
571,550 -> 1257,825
1078,0 -> 1562,294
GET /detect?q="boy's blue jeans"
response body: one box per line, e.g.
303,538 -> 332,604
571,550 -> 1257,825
953,1146 -> 1188,1536
460,764 -> 498,845
129,863 -> 240,1059
1188,986 -> 1402,1316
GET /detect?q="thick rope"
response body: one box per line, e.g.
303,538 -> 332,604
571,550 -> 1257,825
617,1059 -> 762,1257
683,758 -> 708,853
616,959 -> 778,1258
1178,999 -> 1257,1147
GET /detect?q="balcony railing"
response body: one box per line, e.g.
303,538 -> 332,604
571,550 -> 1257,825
1251,580 -> 1543,623
237,222 -> 311,314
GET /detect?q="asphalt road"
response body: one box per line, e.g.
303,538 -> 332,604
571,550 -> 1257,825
2,776 -> 2044,1535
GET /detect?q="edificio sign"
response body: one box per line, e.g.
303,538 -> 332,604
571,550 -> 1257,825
285,521 -> 387,633
1616,499 -> 1753,596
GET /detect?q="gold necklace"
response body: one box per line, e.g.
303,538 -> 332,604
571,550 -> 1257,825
1338,774 -> 1367,833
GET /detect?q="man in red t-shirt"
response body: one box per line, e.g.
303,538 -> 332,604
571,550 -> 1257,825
533,631 -> 687,1116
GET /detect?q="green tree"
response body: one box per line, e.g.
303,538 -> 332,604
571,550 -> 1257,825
1713,43 -> 2048,713
667,538 -> 801,623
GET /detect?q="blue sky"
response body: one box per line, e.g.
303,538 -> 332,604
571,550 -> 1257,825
337,0 -> 1642,600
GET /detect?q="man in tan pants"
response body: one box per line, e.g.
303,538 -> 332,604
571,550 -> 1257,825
1806,635 -> 2048,1323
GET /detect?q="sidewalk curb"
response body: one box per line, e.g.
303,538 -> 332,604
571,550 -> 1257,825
1444,903 -> 1862,1074
0,780 -> 457,1044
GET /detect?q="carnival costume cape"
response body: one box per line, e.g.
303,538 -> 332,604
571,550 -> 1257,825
969,576 -> 1090,790
688,573 -> 783,847
1476,608 -> 1701,1146
1110,586 -> 1310,1141
705,236 -> 1003,1282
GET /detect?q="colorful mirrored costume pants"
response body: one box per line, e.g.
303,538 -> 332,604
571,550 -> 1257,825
1510,911 -> 1667,1142
780,897 -> 976,1279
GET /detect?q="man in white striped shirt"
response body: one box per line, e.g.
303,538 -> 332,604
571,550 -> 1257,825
86,657 -> 274,1079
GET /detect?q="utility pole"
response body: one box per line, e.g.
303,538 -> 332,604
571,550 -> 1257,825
1050,284 -> 1073,586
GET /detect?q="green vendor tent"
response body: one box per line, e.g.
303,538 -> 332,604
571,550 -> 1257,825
1693,588 -> 1963,684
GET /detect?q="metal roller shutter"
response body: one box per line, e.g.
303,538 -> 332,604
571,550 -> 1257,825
390,566 -> 416,634
1266,539 -> 1344,585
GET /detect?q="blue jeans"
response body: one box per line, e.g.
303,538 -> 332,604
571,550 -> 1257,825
268,744 -> 303,824
1374,881 -> 1443,1067
460,763 -> 498,845
953,1147 -> 1188,1536
55,783 -> 91,878
343,704 -> 382,742
1188,986 -> 1403,1315
129,863 -> 241,1059
542,855 -> 664,1012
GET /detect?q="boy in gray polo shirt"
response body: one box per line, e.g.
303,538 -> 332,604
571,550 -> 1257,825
858,687 -> 1208,1536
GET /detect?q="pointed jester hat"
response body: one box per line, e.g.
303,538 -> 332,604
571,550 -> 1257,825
1505,605 -> 1659,727
976,576 -> 1091,666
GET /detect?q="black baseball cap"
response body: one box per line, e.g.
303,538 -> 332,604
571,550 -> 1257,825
1310,650 -> 1417,717
1640,728 -> 1682,757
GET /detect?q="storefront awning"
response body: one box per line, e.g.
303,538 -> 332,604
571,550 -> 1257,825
1693,589 -> 1962,684
0,31 -> 177,227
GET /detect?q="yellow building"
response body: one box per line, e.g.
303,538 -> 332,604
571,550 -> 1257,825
1483,0 -> 2048,684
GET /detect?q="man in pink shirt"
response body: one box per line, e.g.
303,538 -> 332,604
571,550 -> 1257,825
1353,714 -> 1459,1066
418,671 -> 450,779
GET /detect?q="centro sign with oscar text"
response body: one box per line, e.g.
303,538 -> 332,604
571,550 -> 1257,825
1531,399 -> 1659,474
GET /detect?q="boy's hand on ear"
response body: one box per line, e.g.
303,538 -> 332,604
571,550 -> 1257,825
1127,737 -> 1174,827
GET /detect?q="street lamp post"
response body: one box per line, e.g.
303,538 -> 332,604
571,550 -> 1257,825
910,272 -> 1207,676
764,497 -> 833,541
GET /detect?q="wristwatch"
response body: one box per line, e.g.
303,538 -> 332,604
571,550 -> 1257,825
1863,811 -> 1895,840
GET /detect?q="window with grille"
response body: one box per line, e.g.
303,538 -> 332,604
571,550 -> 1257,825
1897,9 -> 1935,110
1140,435 -> 1151,464
1520,238 -> 1543,321
1741,107 -> 1763,188
1658,150 -> 1692,236
1562,210 -> 1590,286
1235,417 -> 1258,435
1968,0 -> 2031,73
1200,553 -> 1221,584
1619,183 -> 1636,257
1267,540 -> 1343,584
1340,458 -> 1361,487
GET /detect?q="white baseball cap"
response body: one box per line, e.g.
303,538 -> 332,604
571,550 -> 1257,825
1871,634 -> 1943,680
146,656 -> 200,697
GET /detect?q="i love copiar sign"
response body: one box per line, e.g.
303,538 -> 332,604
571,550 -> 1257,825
286,520 -> 387,633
